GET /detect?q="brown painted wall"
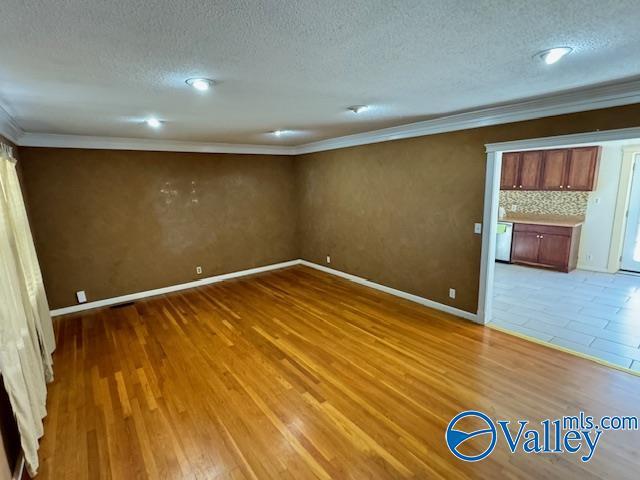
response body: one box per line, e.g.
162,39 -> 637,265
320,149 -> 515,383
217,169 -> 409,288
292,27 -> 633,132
296,103 -> 640,313
18,148 -> 298,309
16,103 -> 640,314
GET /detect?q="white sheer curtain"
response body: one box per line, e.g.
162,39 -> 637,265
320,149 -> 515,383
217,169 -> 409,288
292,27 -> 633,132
0,143 -> 55,476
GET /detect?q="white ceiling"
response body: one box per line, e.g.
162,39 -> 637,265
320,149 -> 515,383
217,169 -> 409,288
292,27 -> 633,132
1,0 -> 639,146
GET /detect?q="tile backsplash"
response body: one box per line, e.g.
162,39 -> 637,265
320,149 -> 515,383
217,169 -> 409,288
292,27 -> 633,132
499,190 -> 589,216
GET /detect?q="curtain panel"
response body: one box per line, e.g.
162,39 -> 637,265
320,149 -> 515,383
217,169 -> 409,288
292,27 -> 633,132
0,143 -> 55,476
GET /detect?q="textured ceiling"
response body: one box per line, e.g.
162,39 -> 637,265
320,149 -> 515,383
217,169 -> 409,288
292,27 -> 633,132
1,0 -> 639,146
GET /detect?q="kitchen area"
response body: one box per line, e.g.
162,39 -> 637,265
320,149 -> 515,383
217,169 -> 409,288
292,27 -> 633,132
489,142 -> 640,372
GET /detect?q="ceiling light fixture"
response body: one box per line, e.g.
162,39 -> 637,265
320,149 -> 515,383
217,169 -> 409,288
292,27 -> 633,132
272,129 -> 289,136
537,47 -> 573,65
186,78 -> 214,91
146,118 -> 162,128
348,105 -> 369,114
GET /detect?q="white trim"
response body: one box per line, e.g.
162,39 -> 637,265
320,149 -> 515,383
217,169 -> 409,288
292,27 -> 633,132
49,257 -> 480,322
5,78 -> 640,155
576,264 -> 613,273
0,105 -> 23,144
50,260 -> 301,316
19,132 -> 297,156
297,79 -> 640,155
477,152 -> 501,324
478,127 -> 640,325
486,126 -> 640,153
299,260 -> 478,323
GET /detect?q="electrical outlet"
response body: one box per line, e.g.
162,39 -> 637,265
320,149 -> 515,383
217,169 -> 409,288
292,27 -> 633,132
76,290 -> 87,304
587,254 -> 593,261
196,266 -> 203,275
449,288 -> 456,299
510,204 -> 518,212
326,255 -> 331,264
474,223 -> 482,234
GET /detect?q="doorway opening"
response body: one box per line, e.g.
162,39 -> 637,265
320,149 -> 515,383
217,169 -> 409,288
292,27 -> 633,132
478,127 -> 640,372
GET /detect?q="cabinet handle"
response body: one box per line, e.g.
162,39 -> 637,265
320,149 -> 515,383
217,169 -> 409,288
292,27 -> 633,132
512,185 -> 516,188
540,235 -> 544,239
519,185 -> 523,188
536,235 -> 540,238
560,185 -> 564,189
567,185 -> 571,189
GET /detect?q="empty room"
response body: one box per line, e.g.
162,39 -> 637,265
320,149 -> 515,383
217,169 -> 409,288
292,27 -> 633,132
1,1 -> 640,479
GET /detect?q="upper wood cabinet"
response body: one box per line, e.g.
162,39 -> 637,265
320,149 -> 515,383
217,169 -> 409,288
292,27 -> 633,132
501,146 -> 601,191
566,147 -> 600,191
500,152 -> 520,190
519,151 -> 543,190
540,149 -> 569,190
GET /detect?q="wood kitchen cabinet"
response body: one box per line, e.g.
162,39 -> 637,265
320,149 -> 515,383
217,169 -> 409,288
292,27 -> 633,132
565,147 -> 600,191
500,152 -> 520,190
500,151 -> 543,190
540,149 -> 570,190
511,223 -> 582,272
519,151 -> 543,189
502,146 -> 601,191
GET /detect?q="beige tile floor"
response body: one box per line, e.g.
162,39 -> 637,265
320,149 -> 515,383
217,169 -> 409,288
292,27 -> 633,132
489,262 -> 640,371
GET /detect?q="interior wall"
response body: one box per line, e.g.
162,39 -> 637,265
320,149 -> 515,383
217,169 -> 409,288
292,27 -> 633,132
296,104 -> 640,314
18,148 -> 298,309
578,142 -> 625,272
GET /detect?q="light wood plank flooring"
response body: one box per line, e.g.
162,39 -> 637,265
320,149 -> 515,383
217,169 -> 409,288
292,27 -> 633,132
39,266 -> 640,479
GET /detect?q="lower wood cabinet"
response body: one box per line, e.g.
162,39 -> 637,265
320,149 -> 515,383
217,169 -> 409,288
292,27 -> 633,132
511,223 -> 582,272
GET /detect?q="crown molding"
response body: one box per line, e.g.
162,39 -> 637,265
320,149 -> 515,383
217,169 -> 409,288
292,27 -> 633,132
6,78 -> 640,155
295,78 -> 640,155
0,105 -> 24,144
18,132 -> 298,155
485,126 -> 640,153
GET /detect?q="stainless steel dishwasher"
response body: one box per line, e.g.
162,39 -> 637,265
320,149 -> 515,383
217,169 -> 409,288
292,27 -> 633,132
496,222 -> 514,262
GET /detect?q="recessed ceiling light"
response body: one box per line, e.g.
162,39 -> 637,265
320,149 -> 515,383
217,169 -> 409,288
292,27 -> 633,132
348,105 -> 369,114
146,118 -> 162,128
272,129 -> 289,136
537,47 -> 573,65
186,78 -> 214,91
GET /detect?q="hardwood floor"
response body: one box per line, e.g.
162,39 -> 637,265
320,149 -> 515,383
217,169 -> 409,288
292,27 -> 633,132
39,266 -> 639,479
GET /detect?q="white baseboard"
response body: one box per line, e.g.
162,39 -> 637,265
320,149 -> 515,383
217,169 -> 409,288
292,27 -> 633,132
50,258 -> 478,324
299,260 -> 478,323
577,263 -> 616,274
50,260 -> 301,316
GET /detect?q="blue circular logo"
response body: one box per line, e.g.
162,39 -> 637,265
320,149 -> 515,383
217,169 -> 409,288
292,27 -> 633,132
446,410 -> 497,462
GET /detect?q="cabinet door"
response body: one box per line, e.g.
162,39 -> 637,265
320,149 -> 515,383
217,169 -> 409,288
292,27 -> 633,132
511,231 -> 540,263
501,152 -> 520,190
537,234 -> 571,269
566,147 -> 600,191
518,151 -> 543,190
541,149 -> 569,190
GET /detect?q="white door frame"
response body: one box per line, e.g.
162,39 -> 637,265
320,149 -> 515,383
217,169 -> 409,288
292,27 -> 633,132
621,152 -> 640,271
477,126 -> 640,325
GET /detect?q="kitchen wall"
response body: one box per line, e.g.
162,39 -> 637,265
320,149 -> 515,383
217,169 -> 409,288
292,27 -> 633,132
578,142 -> 627,272
499,191 -> 589,216
18,148 -> 298,309
296,103 -> 640,314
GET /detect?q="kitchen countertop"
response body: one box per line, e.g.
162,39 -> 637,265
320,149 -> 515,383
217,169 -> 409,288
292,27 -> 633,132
499,214 -> 584,228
